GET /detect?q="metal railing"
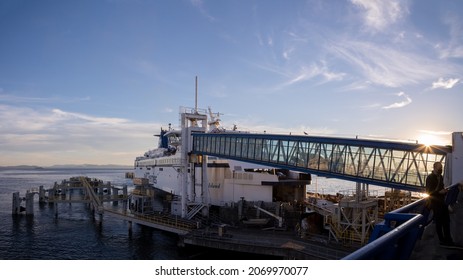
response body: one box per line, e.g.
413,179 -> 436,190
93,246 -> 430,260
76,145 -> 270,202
342,197 -> 431,259
104,209 -> 197,231
344,182 -> 461,259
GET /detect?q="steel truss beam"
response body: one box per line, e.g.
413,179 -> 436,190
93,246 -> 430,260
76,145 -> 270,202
192,133 -> 451,192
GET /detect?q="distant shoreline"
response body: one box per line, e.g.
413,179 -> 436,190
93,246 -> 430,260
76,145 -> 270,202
0,164 -> 133,170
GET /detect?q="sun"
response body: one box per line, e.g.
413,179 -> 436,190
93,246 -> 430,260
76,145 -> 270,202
417,133 -> 448,146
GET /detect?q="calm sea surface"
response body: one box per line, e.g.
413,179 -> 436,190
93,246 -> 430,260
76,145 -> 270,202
0,168 -> 186,260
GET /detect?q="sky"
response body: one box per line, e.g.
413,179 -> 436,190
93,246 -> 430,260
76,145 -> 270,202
0,0 -> 462,166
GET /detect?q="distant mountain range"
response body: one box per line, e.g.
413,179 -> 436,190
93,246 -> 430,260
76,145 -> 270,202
0,164 -> 132,170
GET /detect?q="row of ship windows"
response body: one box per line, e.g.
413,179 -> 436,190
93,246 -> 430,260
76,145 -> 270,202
137,158 -> 180,167
138,167 -> 191,173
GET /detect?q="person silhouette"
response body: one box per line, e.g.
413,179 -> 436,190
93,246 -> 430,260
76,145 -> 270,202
426,162 -> 454,247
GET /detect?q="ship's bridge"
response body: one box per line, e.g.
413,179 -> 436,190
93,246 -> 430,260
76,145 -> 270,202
191,132 -> 452,192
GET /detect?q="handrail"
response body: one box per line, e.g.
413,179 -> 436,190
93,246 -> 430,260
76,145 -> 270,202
342,214 -> 423,260
388,195 -> 429,215
105,209 -> 197,230
342,198 -> 428,260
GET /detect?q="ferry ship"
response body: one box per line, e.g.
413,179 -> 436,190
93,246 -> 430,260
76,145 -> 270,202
132,106 -> 310,223
130,105 -> 385,250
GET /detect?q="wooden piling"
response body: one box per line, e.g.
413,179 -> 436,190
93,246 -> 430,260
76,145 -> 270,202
12,192 -> 21,215
25,191 -> 34,215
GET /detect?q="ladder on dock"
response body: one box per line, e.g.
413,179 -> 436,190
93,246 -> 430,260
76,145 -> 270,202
79,177 -> 104,214
186,203 -> 206,220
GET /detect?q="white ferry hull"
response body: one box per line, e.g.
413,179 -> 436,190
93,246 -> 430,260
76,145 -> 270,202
134,156 -> 277,205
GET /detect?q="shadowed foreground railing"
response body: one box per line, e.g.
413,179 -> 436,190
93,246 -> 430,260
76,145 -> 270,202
344,182 -> 460,259
342,197 -> 430,260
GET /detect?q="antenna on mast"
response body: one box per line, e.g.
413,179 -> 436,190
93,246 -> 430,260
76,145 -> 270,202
195,76 -> 198,113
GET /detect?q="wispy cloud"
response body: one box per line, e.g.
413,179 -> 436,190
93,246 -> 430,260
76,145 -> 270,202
437,15 -> 463,59
439,45 -> 463,59
339,81 -> 373,92
382,91 -> 412,109
267,36 -> 274,47
361,103 -> 382,110
279,61 -> 345,87
221,118 -> 335,136
282,47 -> 295,60
418,129 -> 452,136
51,109 -> 129,125
0,105 -> 158,165
253,1 -> 460,93
190,0 -> 215,22
0,94 -> 90,104
432,77 -> 460,89
329,40 -> 458,88
350,0 -> 407,32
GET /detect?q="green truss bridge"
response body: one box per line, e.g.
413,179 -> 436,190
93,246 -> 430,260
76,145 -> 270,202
191,133 -> 451,192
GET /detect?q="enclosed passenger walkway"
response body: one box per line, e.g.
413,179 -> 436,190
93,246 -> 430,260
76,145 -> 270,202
192,133 -> 451,192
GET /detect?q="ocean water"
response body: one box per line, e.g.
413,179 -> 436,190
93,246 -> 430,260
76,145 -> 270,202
0,168 -> 184,260
309,175 -> 388,197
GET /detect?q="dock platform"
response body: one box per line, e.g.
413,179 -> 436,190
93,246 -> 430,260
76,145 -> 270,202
12,176 -> 128,216
182,227 -> 353,259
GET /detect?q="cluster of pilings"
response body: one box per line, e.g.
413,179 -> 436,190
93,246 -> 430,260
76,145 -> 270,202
12,177 -> 128,217
12,190 -> 37,215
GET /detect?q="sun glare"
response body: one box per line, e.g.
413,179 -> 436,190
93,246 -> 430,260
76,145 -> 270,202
419,193 -> 429,199
417,133 -> 448,146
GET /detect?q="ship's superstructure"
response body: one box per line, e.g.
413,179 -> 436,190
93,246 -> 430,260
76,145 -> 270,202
132,107 -> 307,221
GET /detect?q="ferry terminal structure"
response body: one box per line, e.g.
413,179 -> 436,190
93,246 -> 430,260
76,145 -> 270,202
12,106 -> 463,259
